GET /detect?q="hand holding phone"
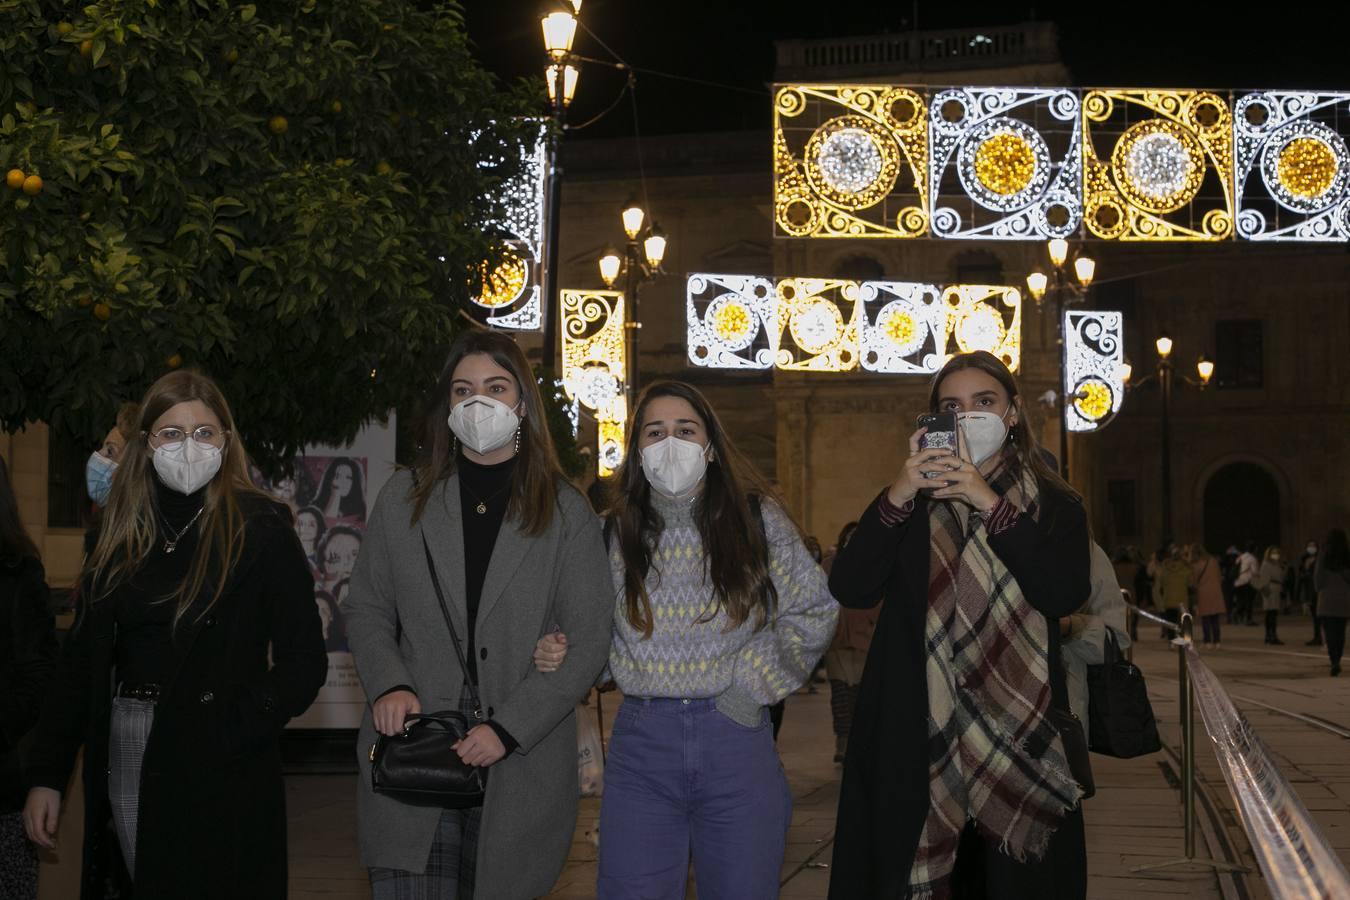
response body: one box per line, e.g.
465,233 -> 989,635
886,419 -> 962,507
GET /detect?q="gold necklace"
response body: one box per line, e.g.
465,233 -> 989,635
461,482 -> 510,515
158,506 -> 206,553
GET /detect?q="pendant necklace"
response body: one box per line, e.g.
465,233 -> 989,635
159,506 -> 206,553
462,482 -> 510,515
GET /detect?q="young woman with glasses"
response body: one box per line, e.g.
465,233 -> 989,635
22,370 -> 326,899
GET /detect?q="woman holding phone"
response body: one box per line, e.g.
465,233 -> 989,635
827,350 -> 1091,900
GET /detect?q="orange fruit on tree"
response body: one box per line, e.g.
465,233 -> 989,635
92,303 -> 111,321
22,175 -> 42,196
375,161 -> 393,175
166,354 -> 183,369
79,39 -> 92,58
330,100 -> 343,114
224,48 -> 239,64
268,115 -> 288,135
57,22 -> 74,36
77,294 -> 93,307
5,169 -> 24,190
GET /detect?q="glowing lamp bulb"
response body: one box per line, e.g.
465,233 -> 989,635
541,12 -> 577,59
1197,357 -> 1215,384
1047,238 -> 1069,268
545,64 -> 579,107
1074,255 -> 1096,287
1025,271 -> 1048,302
1155,335 -> 1174,359
643,225 -> 667,269
621,201 -> 645,240
1118,361 -> 1133,385
598,250 -> 622,287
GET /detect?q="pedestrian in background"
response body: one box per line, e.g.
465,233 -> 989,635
1254,546 -> 1287,645
823,521 -> 876,764
1300,539 -> 1322,646
1314,529 -> 1350,677
1234,542 -> 1260,625
1191,545 -> 1226,648
829,351 -> 1090,900
1061,542 -> 1131,727
1155,543 -> 1190,638
0,454 -> 57,900
22,371 -> 327,899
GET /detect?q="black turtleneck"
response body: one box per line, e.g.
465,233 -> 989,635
113,478 -> 209,686
458,453 -> 517,685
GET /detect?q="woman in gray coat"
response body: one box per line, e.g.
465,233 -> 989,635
345,330 -> 614,899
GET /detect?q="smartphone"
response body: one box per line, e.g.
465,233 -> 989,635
916,412 -> 959,490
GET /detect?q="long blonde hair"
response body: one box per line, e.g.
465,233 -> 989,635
86,370 -> 268,626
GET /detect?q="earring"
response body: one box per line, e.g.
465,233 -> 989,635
452,435 -> 459,456
514,428 -> 521,456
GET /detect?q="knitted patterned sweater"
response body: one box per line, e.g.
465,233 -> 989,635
608,490 -> 838,727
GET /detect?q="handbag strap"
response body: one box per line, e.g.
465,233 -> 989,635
1101,625 -> 1122,665
419,527 -> 484,721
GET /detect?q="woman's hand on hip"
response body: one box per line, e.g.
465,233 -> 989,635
455,724 -> 506,767
372,689 -> 421,736
533,631 -> 569,673
22,787 -> 61,849
888,427 -> 960,508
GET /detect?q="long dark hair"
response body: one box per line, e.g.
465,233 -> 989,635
409,329 -> 562,534
609,380 -> 779,639
0,454 -> 40,566
1325,528 -> 1350,573
928,350 -> 1077,500
315,456 -> 367,519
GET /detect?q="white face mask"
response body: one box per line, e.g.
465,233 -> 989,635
957,408 -> 1013,466
153,439 -> 223,495
641,436 -> 710,498
449,396 -> 521,456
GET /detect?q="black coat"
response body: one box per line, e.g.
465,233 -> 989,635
24,496 -> 327,900
1,555 -> 57,811
826,488 -> 1090,900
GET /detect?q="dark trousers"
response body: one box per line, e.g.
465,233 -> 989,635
1161,607 -> 1180,639
1324,617 -> 1347,668
950,806 -> 1087,900
1201,614 -> 1222,645
1311,591 -> 1322,642
1234,585 -> 1257,624
1264,610 -> 1280,641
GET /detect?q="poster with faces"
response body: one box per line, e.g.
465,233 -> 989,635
253,417 -> 396,729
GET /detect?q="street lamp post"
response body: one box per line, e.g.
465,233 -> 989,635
538,5 -> 583,373
599,196 -> 667,405
1123,335 -> 1213,541
1025,238 -> 1096,480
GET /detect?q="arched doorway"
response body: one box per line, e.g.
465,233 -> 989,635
1203,462 -> 1281,553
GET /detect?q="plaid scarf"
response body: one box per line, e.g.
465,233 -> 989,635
907,453 -> 1083,898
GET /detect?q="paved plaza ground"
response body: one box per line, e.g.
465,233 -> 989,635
35,614 -> 1350,898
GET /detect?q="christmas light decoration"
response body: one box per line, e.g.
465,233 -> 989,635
690,274 -> 1022,375
929,88 -> 1081,240
1235,92 -> 1350,241
560,288 -> 625,412
774,85 -> 928,237
1083,90 -> 1233,241
1064,310 -> 1124,432
473,122 -> 548,328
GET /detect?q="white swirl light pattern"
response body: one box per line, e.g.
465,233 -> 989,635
476,122 -> 547,329
1235,92 -> 1350,242
817,128 -> 885,194
1125,133 -> 1194,202
687,273 -> 779,369
1064,310 -> 1124,433
929,88 -> 1082,241
689,274 -> 1022,375
560,288 -> 625,412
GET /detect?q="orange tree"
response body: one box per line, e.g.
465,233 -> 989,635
0,0 -> 548,469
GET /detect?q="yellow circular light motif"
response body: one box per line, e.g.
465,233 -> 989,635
1074,381 -> 1113,422
1277,137 -> 1338,200
712,302 -> 753,343
884,310 -> 917,347
474,249 -> 526,309
974,132 -> 1037,196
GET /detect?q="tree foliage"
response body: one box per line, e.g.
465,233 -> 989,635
0,0 -> 543,470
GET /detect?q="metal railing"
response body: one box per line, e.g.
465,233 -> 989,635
1122,603 -> 1350,897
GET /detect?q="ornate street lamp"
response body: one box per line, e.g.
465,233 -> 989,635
596,198 -> 669,404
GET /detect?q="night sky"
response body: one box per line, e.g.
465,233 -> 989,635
464,1 -> 1350,137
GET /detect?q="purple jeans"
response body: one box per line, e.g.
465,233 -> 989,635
598,697 -> 792,900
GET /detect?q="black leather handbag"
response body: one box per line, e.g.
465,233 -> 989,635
1086,628 -> 1163,759
369,530 -> 488,808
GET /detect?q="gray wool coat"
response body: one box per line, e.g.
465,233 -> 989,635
345,469 -> 614,898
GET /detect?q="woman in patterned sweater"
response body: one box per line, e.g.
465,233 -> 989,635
534,380 -> 837,899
